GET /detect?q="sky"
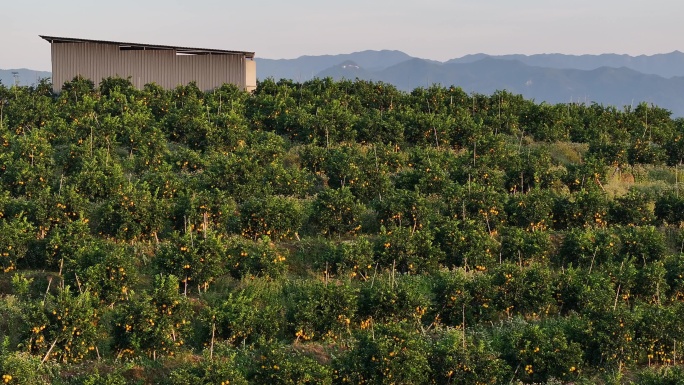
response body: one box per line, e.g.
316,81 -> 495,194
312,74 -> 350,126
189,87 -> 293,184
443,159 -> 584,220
2,0 -> 683,71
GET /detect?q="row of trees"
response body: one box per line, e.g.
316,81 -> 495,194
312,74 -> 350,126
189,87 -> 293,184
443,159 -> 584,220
2,76 -> 684,383
3,268 -> 684,384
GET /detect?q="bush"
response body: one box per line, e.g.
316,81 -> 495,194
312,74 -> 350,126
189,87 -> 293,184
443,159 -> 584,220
166,350 -> 248,385
111,275 -> 190,359
247,339 -> 332,385
24,286 -> 101,363
636,365 -> 684,385
309,187 -> 365,236
237,195 -> 304,241
226,236 -> 288,279
374,227 -> 444,273
0,343 -> 53,385
296,236 -> 375,279
284,279 -> 358,342
154,231 -> 225,293
0,214 -> 34,273
492,263 -> 556,318
334,322 -> 431,384
492,317 -> 584,383
210,284 -> 285,345
430,328 -> 508,385
358,274 -> 433,325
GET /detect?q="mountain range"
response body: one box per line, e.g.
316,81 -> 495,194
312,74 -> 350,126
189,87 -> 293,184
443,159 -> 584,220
257,51 -> 684,117
0,68 -> 51,88
3,50 -> 684,116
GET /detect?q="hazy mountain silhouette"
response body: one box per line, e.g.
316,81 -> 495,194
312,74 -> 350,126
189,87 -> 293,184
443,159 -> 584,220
316,56 -> 684,116
0,68 -> 51,87
255,50 -> 413,81
447,51 -> 684,78
317,61 -> 375,80
257,50 -> 683,116
258,50 -> 684,82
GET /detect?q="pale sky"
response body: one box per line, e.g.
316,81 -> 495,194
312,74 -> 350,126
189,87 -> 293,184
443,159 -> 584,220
2,0 -> 683,71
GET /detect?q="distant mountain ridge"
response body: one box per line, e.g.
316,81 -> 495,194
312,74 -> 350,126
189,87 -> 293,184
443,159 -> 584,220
257,50 -> 684,82
256,50 -> 684,116
255,50 -> 414,82
0,68 -> 51,87
447,51 -> 684,78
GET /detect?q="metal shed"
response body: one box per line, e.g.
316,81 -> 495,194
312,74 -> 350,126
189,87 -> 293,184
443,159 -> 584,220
41,35 -> 256,93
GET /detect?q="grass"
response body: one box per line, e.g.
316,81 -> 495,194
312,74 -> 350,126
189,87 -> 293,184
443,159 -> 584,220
546,142 -> 589,166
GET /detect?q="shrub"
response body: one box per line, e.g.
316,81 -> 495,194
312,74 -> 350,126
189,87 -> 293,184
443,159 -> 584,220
226,236 -> 288,279
334,322 -> 431,384
154,231 -> 225,293
284,279 -> 358,342
309,187 -> 365,236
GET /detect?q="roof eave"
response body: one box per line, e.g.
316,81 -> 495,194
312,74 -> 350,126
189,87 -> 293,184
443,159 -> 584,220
40,35 -> 255,58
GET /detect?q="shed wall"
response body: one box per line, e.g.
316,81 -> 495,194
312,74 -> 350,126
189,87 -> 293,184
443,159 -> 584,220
245,59 -> 257,93
51,42 -> 247,92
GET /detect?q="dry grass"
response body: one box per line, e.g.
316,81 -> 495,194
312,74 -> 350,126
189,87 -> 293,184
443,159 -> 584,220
546,142 -> 589,165
603,163 -> 681,199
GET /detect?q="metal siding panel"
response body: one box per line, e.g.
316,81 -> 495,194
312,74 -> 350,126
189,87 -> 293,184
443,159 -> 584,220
50,41 -> 249,92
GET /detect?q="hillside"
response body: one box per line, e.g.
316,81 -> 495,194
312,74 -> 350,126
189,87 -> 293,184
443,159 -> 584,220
2,77 -> 684,384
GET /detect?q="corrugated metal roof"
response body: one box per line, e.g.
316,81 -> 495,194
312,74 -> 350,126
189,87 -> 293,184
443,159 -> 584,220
40,35 -> 255,59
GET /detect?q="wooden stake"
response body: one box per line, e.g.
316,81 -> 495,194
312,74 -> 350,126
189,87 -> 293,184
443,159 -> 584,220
210,322 -> 216,360
41,339 -> 58,364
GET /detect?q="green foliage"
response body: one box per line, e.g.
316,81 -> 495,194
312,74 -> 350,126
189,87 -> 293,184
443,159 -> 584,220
65,371 -> 128,385
309,187 -> 365,236
499,226 -> 552,263
154,231 -> 225,293
358,274 -> 433,325
170,187 -> 237,234
284,279 -> 357,341
619,225 -> 666,264
636,365 -> 684,385
334,322 -> 431,384
0,296 -> 27,350
429,328 -> 508,385
0,214 -> 34,273
166,349 -> 248,385
64,239 -> 138,305
0,343 -> 53,385
374,226 -> 444,273
24,286 -> 101,363
435,218 -> 498,270
3,77 -> 684,383
238,195 -> 304,241
96,181 -> 168,241
553,188 -> 610,229
210,284 -> 285,344
493,318 -> 584,383
296,236 -> 375,279
374,188 -> 438,230
505,188 -> 555,231
111,275 -> 190,359
246,339 -> 332,385
226,236 -> 288,279
608,188 -> 655,225
492,262 -> 556,317
557,227 -> 620,267
655,191 -> 684,224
